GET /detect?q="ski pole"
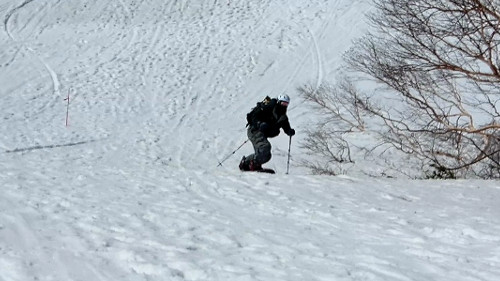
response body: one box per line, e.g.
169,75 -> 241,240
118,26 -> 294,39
217,139 -> 249,167
286,135 -> 292,174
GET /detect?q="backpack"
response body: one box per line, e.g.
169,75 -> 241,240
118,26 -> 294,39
246,96 -> 272,127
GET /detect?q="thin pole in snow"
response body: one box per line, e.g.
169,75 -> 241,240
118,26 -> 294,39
64,89 -> 70,127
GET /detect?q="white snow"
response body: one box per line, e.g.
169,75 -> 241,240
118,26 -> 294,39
1,1 -> 499,280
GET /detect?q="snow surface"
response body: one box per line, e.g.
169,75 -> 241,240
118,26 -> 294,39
1,0 -> 499,280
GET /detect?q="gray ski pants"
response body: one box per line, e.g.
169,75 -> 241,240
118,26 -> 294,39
245,127 -> 272,165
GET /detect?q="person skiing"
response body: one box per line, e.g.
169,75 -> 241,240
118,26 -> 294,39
239,94 -> 295,172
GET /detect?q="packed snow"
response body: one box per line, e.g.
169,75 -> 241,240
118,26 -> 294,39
1,0 -> 499,280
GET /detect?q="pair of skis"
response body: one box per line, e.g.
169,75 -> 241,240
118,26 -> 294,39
246,168 -> 276,174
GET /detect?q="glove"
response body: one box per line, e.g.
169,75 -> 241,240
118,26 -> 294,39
287,128 -> 295,136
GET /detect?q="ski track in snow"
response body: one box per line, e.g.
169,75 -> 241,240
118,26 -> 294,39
1,0 -> 499,280
4,0 -> 60,99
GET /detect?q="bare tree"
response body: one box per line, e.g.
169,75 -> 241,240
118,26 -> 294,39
298,82 -> 365,175
303,0 -> 500,178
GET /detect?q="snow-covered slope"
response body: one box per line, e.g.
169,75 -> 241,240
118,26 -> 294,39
1,1 -> 499,280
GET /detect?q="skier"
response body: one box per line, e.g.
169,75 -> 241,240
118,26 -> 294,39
239,94 -> 295,172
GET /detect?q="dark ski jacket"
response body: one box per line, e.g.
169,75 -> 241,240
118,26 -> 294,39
247,97 -> 293,138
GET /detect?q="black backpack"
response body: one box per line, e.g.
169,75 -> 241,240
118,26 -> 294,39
246,96 -> 272,127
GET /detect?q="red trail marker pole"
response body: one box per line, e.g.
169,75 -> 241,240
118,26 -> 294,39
64,89 -> 70,127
